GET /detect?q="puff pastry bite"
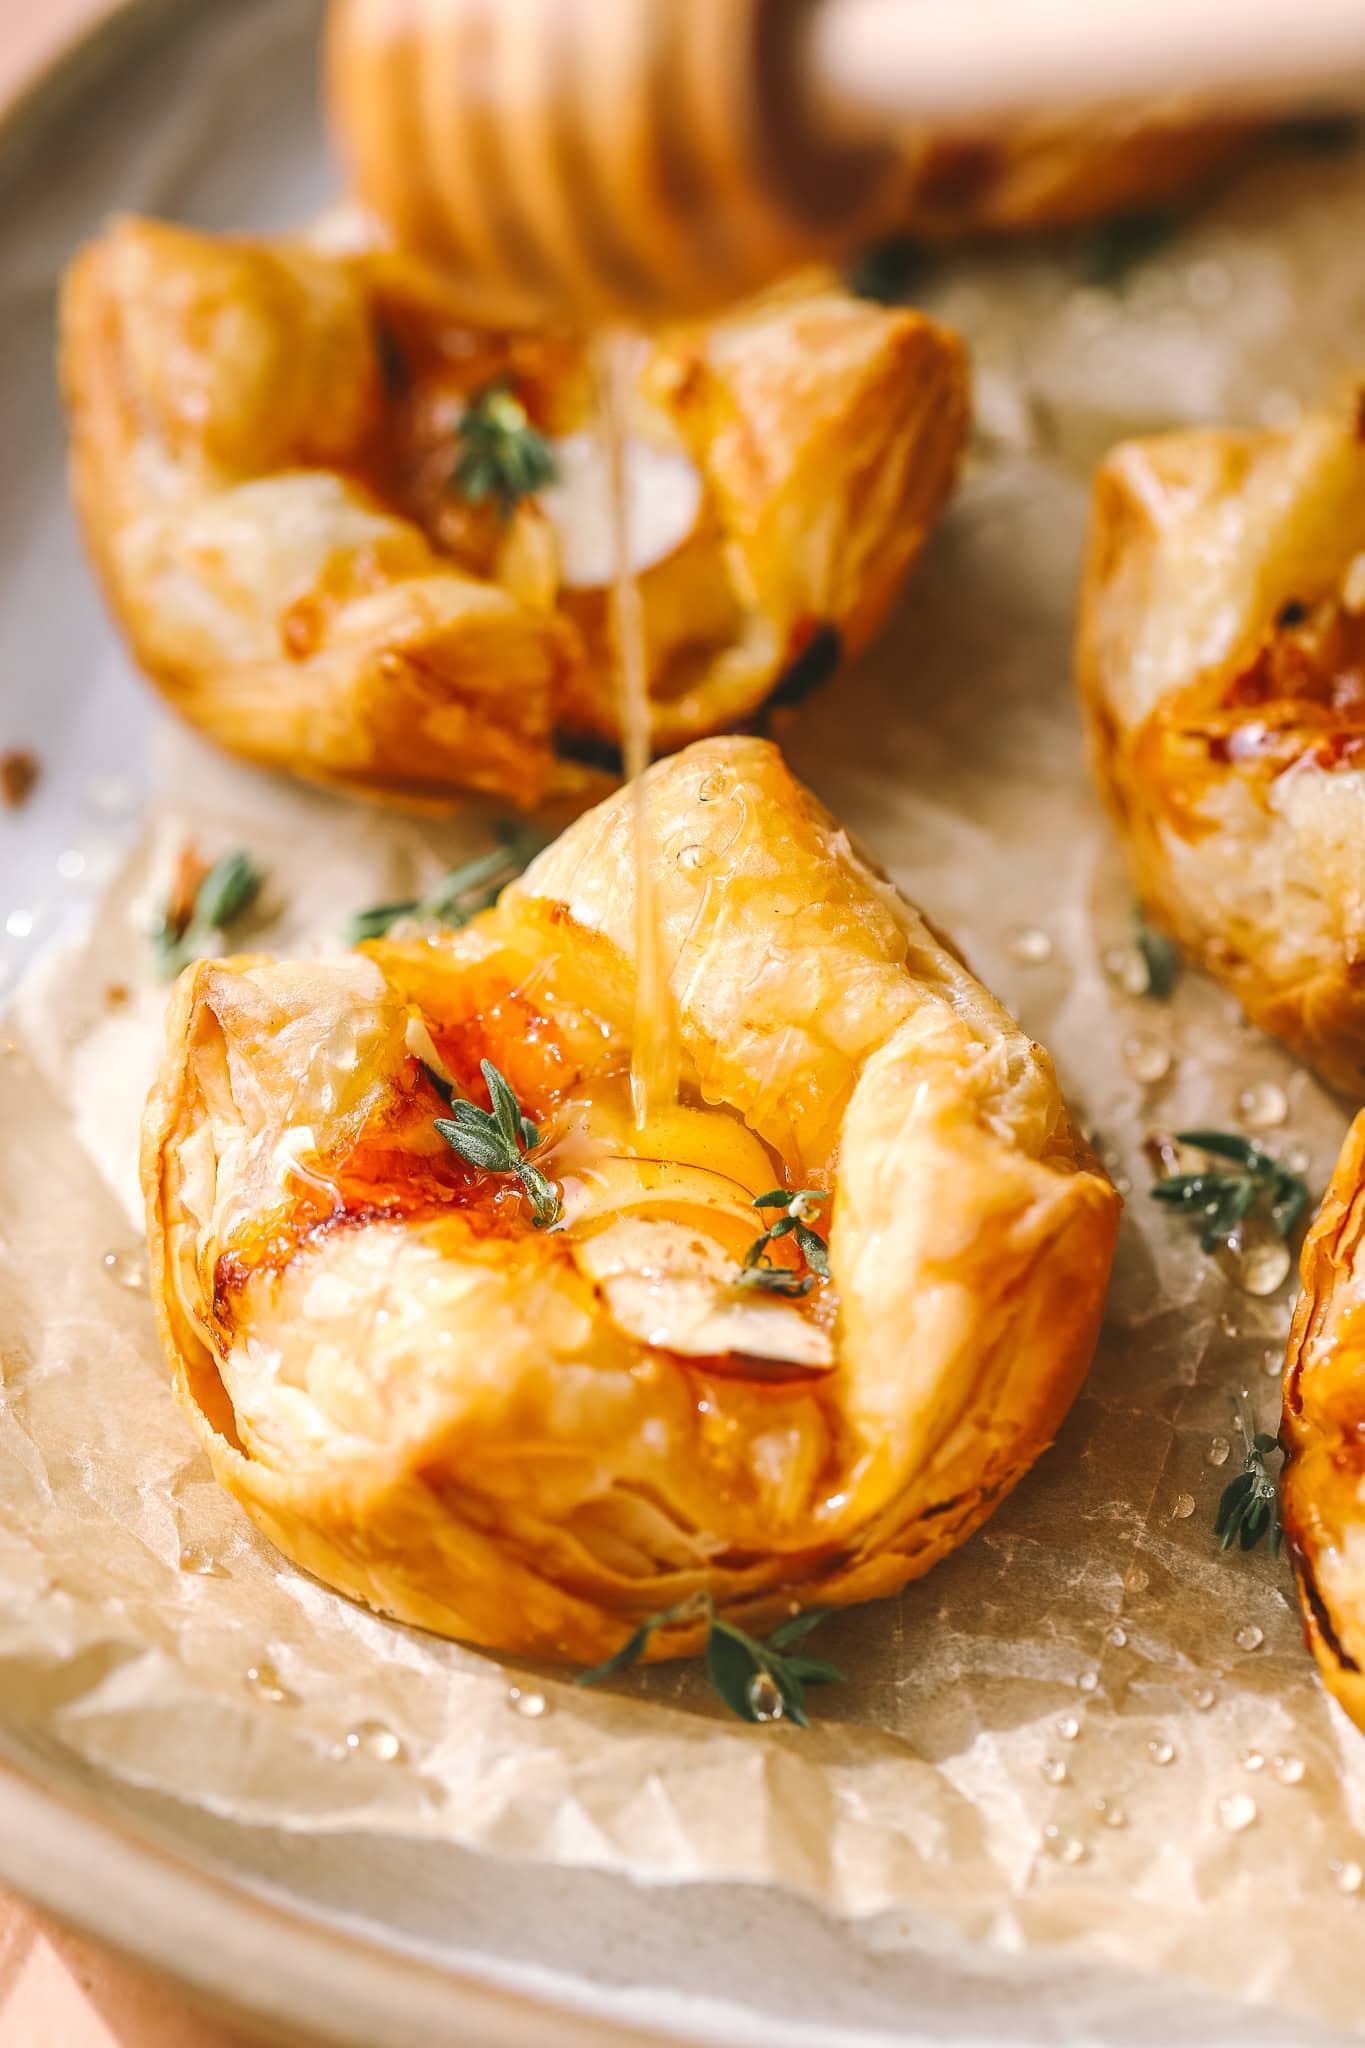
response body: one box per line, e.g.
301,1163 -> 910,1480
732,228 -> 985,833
1282,1112 -> 1365,1734
902,109 -> 1255,240
143,737 -> 1119,1662
1078,407 -> 1365,1095
60,215 -> 967,812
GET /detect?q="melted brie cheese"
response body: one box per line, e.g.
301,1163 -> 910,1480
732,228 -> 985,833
545,1082 -> 832,1369
540,430 -> 703,588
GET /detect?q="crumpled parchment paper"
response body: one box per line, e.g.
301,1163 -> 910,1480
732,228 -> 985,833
4,85 -> 1365,2041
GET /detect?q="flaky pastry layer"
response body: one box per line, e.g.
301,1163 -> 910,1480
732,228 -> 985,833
143,737 -> 1118,1662
1078,407 -> 1365,1094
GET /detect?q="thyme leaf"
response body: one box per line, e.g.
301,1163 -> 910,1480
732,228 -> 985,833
433,1057 -> 560,1227
735,1263 -> 814,1298
1214,1392 -> 1284,1555
1149,1130 -> 1311,1255
737,1188 -> 829,1294
347,821 -> 540,944
1133,907 -> 1182,1000
1081,209 -> 1175,288
451,379 -> 557,519
845,235 -> 929,304
150,849 -> 264,980
577,1592 -> 843,1725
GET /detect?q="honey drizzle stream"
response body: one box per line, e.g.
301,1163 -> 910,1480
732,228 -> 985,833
597,332 -> 680,1127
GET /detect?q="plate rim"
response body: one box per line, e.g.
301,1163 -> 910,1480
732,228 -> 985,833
0,1729 -> 672,2048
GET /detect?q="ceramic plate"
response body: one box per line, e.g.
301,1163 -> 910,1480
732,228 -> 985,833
0,7 -> 1356,2045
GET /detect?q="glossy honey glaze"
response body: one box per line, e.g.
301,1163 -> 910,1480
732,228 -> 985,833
1131,596 -> 1365,835
209,950 -> 836,1386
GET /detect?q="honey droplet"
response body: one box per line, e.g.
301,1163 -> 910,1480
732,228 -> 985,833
344,1719 -> 404,1763
1240,1748 -> 1265,1773
177,1544 -> 226,1577
1124,1564 -> 1150,1593
1217,1793 -> 1258,1834
1122,1032 -> 1172,1086
1056,1713 -> 1082,1742
1272,1753 -> 1306,1786
1170,1493 -> 1196,1521
1217,1311 -> 1239,1337
1234,1625 -> 1265,1653
697,772 -> 729,803
1262,1344 -> 1284,1378
101,1248 -> 147,1292
1146,1738 -> 1176,1766
1205,1436 -> 1231,1468
244,1660 -> 296,1706
506,1686 -> 548,1719
1237,1081 -> 1288,1130
1077,1670 -> 1099,1694
1007,926 -> 1053,965
1217,1225 -> 1291,1299
675,843 -> 705,871
1332,1859 -> 1363,1895
747,1671 -> 785,1722
1103,944 -> 1150,997
1040,1755 -> 1069,1785
1093,1797 -> 1127,1829
1104,1624 -> 1128,1649
1191,1685 -> 1218,1712
1041,1826 -> 1087,1865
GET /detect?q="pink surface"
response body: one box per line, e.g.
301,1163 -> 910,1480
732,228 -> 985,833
0,1894 -> 259,2045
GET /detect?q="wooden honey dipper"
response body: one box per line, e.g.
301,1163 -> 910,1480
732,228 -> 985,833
327,0 -> 1365,325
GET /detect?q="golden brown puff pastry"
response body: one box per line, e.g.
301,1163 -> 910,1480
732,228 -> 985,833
142,736 -> 1119,1664
1077,408 -> 1365,1096
1282,1112 -> 1365,1734
60,215 -> 967,813
901,109 -> 1256,240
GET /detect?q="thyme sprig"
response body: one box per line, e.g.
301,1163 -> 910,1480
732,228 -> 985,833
846,234 -> 929,304
433,1057 -> 559,1227
1149,1129 -> 1311,1254
347,822 -> 540,944
1133,907 -> 1182,1000
736,1188 -> 829,1297
577,1591 -> 844,1726
1081,209 -> 1175,287
150,849 -> 264,980
1214,1392 -> 1284,1555
451,378 -> 557,519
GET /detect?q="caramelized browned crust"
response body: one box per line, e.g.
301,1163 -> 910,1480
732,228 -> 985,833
1282,1112 -> 1365,1732
1077,411 -> 1365,1095
61,216 -> 967,813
